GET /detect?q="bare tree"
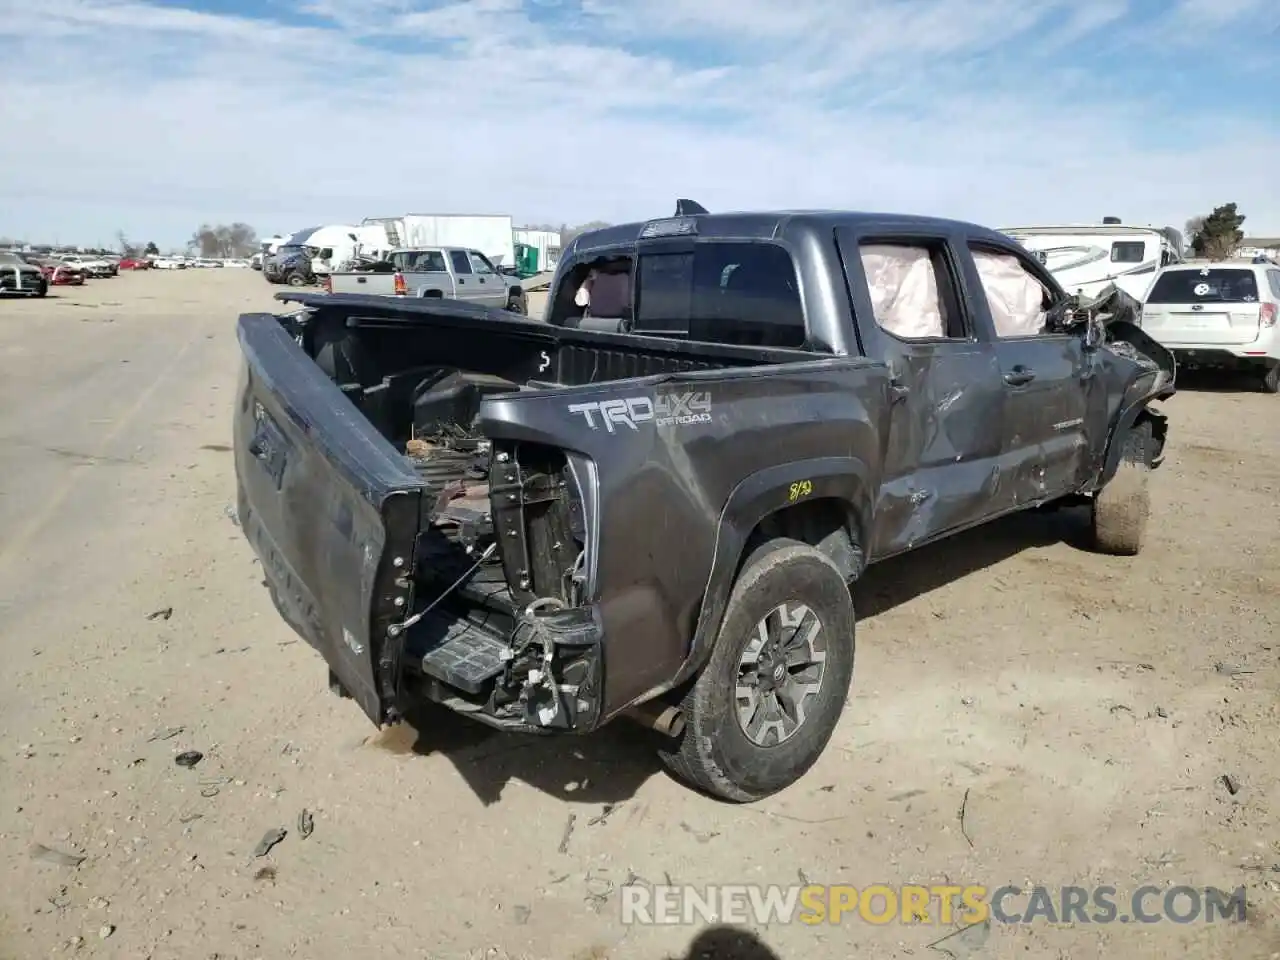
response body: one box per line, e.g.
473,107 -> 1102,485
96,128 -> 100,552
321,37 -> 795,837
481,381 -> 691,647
116,230 -> 140,257
1184,216 -> 1206,247
559,221 -> 612,245
189,222 -> 259,258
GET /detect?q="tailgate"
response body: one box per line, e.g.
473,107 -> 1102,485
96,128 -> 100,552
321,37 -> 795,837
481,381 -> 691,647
234,313 -> 426,725
1141,303 -> 1260,346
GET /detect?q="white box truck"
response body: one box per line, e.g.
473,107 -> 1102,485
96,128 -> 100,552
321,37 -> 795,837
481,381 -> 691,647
361,214 -> 515,270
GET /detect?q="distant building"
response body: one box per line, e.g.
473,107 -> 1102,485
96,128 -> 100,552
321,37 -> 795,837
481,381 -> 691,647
1235,237 -> 1280,259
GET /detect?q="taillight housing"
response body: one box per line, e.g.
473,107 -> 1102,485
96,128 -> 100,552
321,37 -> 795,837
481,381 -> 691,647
1261,303 -> 1277,328
321,275 -> 332,293
393,271 -> 406,296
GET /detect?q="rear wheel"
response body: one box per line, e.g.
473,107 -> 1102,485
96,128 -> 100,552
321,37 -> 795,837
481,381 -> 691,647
658,539 -> 855,802
1091,422 -> 1151,556
1262,363 -> 1279,394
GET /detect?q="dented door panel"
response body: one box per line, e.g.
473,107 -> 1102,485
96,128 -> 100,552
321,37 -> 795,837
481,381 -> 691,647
992,335 -> 1091,505
865,344 -> 1005,558
834,225 -> 1008,558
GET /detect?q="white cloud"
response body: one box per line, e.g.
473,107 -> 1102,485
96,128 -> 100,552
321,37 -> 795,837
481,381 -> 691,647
0,0 -> 1275,248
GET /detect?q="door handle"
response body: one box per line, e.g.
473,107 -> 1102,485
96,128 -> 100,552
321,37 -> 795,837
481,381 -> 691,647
1004,366 -> 1035,386
458,278 -> 465,284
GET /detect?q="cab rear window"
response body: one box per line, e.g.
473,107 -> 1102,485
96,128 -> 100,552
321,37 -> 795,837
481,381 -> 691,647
1146,269 -> 1259,304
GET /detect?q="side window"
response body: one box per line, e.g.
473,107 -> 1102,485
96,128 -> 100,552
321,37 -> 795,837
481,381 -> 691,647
449,250 -> 473,275
469,252 -> 495,274
394,251 -> 446,272
633,242 -> 806,348
857,241 -> 964,340
1111,241 -> 1145,264
1267,271 -> 1280,299
968,245 -> 1052,339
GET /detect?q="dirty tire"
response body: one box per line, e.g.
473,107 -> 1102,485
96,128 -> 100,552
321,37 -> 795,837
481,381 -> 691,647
1262,364 -> 1280,394
658,538 -> 855,802
286,273 -> 307,287
506,295 -> 527,315
1091,423 -> 1151,556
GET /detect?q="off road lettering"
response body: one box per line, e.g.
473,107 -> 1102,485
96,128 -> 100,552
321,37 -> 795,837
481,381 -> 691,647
654,391 -> 713,426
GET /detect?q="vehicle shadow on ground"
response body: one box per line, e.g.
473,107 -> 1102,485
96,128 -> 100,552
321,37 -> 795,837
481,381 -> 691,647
377,506 -> 1094,805
853,504 -> 1089,620
369,699 -> 663,807
664,926 -> 782,959
1171,368 -> 1268,394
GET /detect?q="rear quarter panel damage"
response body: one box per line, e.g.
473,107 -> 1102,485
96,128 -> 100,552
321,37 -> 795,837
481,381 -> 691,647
477,358 -> 891,718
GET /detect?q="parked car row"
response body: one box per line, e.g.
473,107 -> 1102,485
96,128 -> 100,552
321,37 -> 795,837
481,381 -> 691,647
0,251 -> 124,295
150,256 -> 252,270
0,250 -> 187,296
0,252 -> 51,296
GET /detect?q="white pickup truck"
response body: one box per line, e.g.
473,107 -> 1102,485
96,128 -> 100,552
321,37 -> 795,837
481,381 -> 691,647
324,246 -> 528,314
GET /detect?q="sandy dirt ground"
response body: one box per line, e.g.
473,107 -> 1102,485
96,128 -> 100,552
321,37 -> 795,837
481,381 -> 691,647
0,270 -> 1277,960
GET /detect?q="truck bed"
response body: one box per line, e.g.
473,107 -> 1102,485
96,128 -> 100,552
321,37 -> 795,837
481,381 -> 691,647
276,291 -> 812,389
236,291 -> 885,731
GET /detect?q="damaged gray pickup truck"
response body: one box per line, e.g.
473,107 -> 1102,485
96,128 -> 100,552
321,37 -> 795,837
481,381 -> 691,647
233,207 -> 1174,801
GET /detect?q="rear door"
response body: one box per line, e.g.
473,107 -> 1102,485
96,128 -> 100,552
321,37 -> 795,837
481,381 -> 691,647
396,249 -> 452,297
835,226 -> 1006,557
447,248 -> 479,303
467,250 -> 508,307
233,313 -> 427,725
1141,267 -> 1264,346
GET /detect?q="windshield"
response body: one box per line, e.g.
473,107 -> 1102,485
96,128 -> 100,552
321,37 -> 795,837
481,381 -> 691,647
1146,268 -> 1259,304
275,245 -> 306,258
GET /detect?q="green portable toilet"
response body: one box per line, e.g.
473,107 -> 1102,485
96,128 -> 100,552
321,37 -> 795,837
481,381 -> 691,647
514,243 -> 539,278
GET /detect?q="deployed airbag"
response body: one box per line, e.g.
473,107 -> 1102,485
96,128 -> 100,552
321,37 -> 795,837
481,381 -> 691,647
859,245 -> 945,339
973,251 -> 1046,338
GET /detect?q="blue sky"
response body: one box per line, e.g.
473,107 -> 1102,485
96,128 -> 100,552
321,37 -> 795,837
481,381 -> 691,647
0,0 -> 1276,250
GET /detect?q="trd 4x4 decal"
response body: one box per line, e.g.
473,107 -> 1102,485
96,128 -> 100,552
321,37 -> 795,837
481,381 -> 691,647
568,391 -> 713,433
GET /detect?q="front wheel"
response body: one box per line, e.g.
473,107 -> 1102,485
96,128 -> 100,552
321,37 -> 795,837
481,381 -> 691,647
506,294 -> 527,315
658,538 -> 856,802
1091,423 -> 1151,556
286,273 -> 307,287
1262,363 -> 1279,394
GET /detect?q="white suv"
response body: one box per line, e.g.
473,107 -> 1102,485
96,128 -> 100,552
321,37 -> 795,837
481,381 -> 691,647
1140,259 -> 1280,393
